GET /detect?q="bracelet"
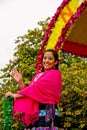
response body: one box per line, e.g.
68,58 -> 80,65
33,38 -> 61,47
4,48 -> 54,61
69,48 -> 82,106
13,94 -> 16,100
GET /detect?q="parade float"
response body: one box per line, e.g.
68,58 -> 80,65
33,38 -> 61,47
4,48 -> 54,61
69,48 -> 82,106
2,0 -> 87,129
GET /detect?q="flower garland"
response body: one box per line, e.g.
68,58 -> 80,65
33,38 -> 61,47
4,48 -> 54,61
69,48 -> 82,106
2,97 -> 13,130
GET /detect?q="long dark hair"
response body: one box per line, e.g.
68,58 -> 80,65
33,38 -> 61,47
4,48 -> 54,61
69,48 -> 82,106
42,49 -> 59,71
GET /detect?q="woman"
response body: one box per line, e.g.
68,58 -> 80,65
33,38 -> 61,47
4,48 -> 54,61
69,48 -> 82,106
5,49 -> 62,129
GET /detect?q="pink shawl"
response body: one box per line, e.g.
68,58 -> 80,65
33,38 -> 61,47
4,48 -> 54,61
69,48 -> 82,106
13,69 -> 62,126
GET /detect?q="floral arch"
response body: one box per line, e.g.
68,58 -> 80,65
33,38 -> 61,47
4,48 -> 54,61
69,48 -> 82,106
36,0 -> 87,72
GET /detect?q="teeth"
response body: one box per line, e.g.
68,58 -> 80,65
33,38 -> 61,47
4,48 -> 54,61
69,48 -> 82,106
45,64 -> 49,66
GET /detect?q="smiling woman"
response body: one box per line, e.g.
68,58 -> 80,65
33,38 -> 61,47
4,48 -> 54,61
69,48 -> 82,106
42,49 -> 58,71
5,49 -> 62,129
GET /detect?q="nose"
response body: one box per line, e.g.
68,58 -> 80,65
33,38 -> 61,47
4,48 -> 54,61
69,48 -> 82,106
45,58 -> 49,62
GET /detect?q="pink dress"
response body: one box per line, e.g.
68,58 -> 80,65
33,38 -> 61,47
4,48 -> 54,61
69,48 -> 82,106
13,69 -> 62,126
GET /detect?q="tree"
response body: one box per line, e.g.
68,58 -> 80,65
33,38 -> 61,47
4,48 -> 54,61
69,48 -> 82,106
59,52 -> 87,129
0,17 -> 50,91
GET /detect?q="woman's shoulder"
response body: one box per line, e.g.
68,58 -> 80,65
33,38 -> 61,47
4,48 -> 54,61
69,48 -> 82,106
48,69 -> 61,74
44,69 -> 61,77
38,69 -> 62,83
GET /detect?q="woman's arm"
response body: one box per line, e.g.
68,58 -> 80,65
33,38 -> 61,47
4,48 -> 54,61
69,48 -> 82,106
5,91 -> 24,99
17,80 -> 25,89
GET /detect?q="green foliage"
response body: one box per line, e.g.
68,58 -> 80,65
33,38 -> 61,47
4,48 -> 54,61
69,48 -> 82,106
2,97 -> 13,130
59,52 -> 87,129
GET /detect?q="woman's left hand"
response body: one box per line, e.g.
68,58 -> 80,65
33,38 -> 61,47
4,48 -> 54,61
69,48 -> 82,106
5,91 -> 14,98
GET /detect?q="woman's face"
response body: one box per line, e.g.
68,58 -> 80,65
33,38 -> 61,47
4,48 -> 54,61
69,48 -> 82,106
42,51 -> 57,71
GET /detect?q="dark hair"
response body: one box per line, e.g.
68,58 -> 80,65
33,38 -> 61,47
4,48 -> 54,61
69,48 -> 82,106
42,49 -> 59,70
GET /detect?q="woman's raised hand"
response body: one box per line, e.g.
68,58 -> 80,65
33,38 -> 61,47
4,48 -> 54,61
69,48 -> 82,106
11,68 -> 25,89
11,68 -> 23,83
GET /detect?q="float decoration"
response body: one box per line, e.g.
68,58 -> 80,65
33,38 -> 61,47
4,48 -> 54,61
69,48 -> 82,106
58,0 -> 87,58
36,0 -> 87,72
2,97 -> 13,130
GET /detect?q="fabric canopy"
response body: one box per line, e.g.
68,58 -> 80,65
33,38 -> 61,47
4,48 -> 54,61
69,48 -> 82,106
62,1 -> 87,57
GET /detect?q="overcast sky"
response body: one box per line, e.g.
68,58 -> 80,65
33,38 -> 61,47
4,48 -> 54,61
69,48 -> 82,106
0,0 -> 63,69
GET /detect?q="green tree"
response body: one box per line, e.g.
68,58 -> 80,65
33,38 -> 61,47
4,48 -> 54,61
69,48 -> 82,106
0,17 -> 50,92
59,52 -> 87,129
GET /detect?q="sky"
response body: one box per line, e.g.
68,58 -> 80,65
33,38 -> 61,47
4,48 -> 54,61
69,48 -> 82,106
0,0 -> 63,69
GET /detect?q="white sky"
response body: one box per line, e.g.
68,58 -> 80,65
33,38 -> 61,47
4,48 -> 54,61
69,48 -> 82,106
0,0 -> 63,69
